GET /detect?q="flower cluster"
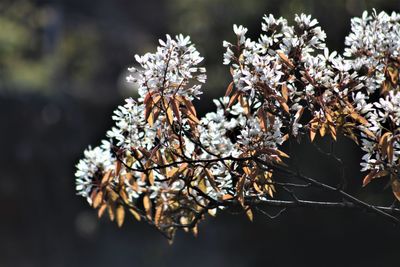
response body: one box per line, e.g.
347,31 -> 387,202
75,11 -> 400,241
127,34 -> 206,101
340,10 -> 400,186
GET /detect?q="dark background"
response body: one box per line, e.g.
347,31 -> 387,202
2,0 -> 400,266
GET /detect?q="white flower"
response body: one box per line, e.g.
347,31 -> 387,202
75,144 -> 114,204
233,24 -> 248,44
127,34 -> 206,100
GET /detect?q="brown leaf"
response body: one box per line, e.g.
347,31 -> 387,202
310,129 -> 316,142
387,143 -> 394,164
319,124 -> 326,137
106,188 -> 119,202
392,179 -> 400,201
362,170 -> 378,187
245,207 -> 254,222
192,225 -> 199,237
186,111 -> 200,124
101,170 -> 112,186
379,132 -> 392,158
93,190 -> 103,208
228,90 -> 241,108
178,162 -> 189,173
154,205 -> 163,226
275,96 -> 289,114
129,208 -> 141,221
166,106 -> 174,125
277,51 -> 295,69
166,167 -> 179,179
107,205 -> 115,221
239,95 -> 249,115
381,80 -> 391,95
236,175 -> 246,207
98,203 -> 107,218
281,84 -> 289,101
329,124 -> 337,141
275,149 -> 290,158
116,205 -> 125,227
143,195 -> 152,219
145,100 -> 153,126
222,194 -> 234,200
294,107 -> 304,123
170,98 -> 181,122
258,109 -> 268,132
182,97 -> 197,116
148,170 -> 155,186
205,168 -> 219,192
350,111 -> 368,125
225,81 -> 234,97
253,182 -> 263,193
361,127 -> 376,139
115,161 -> 122,177
387,65 -> 399,86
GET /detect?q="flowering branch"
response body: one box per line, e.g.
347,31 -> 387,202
75,10 -> 400,241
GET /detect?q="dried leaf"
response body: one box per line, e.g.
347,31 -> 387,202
239,95 -> 249,115
245,207 -> 253,222
225,81 -> 234,97
350,111 -> 368,125
205,168 -> 219,192
361,127 -> 376,139
148,170 -> 155,185
253,182 -> 263,193
178,163 -> 189,173
277,51 -> 295,69
154,205 -> 163,226
387,143 -> 394,164
236,175 -> 246,206
170,98 -> 181,122
198,177 -> 208,193
266,184 -> 275,198
192,225 -> 198,237
182,97 -> 197,116
208,208 -> 217,216
93,190 -> 103,208
258,109 -> 268,132
98,203 -> 107,218
319,124 -> 326,137
129,208 -> 141,221
281,84 -> 289,101
166,106 -> 174,125
310,129 -> 316,142
275,149 -> 290,158
166,167 -> 179,179
115,161 -> 122,176
119,188 -> 129,204
387,65 -> 399,85
228,90 -> 241,108
145,100 -> 154,126
186,111 -> 200,124
143,195 -> 152,219
379,132 -> 391,158
116,205 -> 125,227
392,179 -> 400,201
329,124 -> 337,141
107,205 -> 115,221
294,107 -> 304,123
275,96 -> 289,114
222,194 -> 234,200
381,80 -> 391,95
362,170 -> 378,187
101,170 -> 112,186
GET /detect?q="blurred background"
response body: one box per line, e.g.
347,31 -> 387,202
1,0 -> 400,266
